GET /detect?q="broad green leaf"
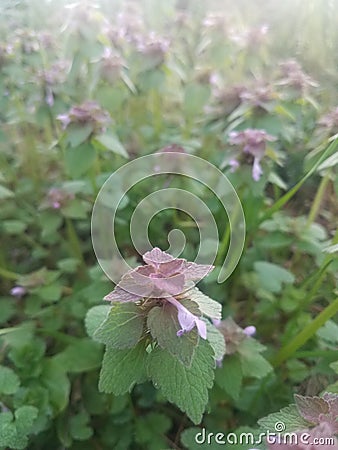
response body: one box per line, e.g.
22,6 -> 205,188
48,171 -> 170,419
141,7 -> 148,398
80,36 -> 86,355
147,304 -> 198,367
135,412 -> 171,450
85,305 -> 110,338
34,283 -> 63,302
0,299 -> 16,325
65,123 -> 93,147
317,320 -> 338,344
14,406 -> 38,437
2,220 -> 27,235
147,340 -> 215,424
61,200 -> 89,219
57,258 -> 79,274
330,361 -> 338,374
64,143 -> 96,178
53,339 -> 102,373
238,338 -> 273,379
185,288 -> 222,320
206,323 -> 226,361
41,359 -> 70,414
0,366 -> 20,395
0,406 -> 38,450
94,303 -> 145,349
99,340 -> 147,394
215,354 -> 242,401
258,404 -> 310,433
69,411 -> 93,441
94,132 -> 128,158
254,261 -> 295,293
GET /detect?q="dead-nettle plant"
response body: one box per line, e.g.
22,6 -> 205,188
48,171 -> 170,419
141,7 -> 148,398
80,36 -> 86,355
259,392 -> 338,450
86,247 -> 226,424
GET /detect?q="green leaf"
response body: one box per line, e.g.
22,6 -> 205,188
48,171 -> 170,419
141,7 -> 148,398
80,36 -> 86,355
64,143 -> 96,178
2,220 -> 27,235
147,340 -> 215,424
258,404 -> 310,433
0,366 -> 20,395
94,132 -> 128,158
206,323 -> 226,361
94,303 -> 145,349
53,339 -> 103,373
61,199 -> 89,219
0,185 -> 14,199
65,123 -> 93,147
0,406 -> 38,450
99,340 -> 147,395
41,359 -> 70,414
135,412 -> 171,450
147,304 -> 198,367
317,320 -> 338,344
238,338 -> 273,379
34,283 -> 63,302
0,299 -> 16,325
254,261 -> 295,293
69,411 -> 93,441
330,361 -> 338,374
185,288 -> 222,320
215,354 -> 242,401
85,305 -> 110,338
57,258 -> 79,274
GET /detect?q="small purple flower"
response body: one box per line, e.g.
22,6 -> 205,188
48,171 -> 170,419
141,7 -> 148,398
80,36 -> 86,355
167,295 -> 207,339
229,128 -> 276,181
243,325 -> 256,336
44,188 -> 74,210
10,286 -> 27,298
104,247 -> 214,339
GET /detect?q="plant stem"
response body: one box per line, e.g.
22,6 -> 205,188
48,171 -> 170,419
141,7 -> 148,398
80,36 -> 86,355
65,218 -> 88,279
306,171 -> 331,227
271,297 -> 338,367
259,137 -> 337,224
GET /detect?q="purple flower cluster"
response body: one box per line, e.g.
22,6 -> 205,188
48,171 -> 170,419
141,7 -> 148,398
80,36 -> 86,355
57,101 -> 111,133
278,59 -> 318,92
213,317 -> 256,355
104,247 -> 214,339
45,188 -> 74,210
318,107 -> 338,134
228,128 -> 276,181
266,393 -> 338,450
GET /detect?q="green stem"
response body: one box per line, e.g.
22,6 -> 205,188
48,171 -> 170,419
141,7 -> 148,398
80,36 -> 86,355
292,349 -> 338,359
259,137 -> 337,224
272,297 -> 338,367
65,218 -> 88,279
306,171 -> 331,227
